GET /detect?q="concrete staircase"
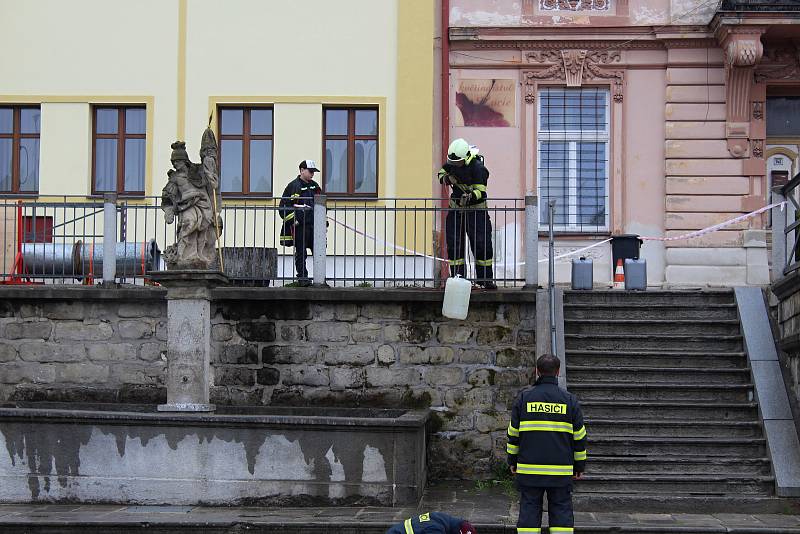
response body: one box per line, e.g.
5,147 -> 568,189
564,289 -> 795,513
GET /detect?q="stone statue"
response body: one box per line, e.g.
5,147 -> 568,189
161,128 -> 223,270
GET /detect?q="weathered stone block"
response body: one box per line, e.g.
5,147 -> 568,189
323,345 -> 375,366
282,366 -> 330,387
401,387 -> 439,408
466,305 -> 497,322
468,368 -> 497,387
439,412 -> 475,432
138,342 -> 165,362
119,384 -> 166,404
477,326 -> 513,345
262,345 -> 318,364
333,304 -> 359,321
496,369 -> 531,387
19,342 -> 85,363
236,321 -> 276,342
366,367 -> 422,387
109,363 -> 165,385
0,343 -> 18,363
87,343 -> 136,362
0,362 -> 56,384
424,346 -> 455,364
42,302 -> 87,320
280,325 -> 306,342
55,321 -> 113,341
377,344 -> 396,365
256,367 -> 280,385
156,321 -> 169,341
227,387 -> 263,405
425,367 -> 464,386
118,302 -> 164,318
437,325 -> 474,344
399,346 -> 426,364
445,387 -> 494,411
496,348 -> 534,368
117,320 -> 154,340
220,344 -> 259,365
4,321 -> 52,340
361,303 -> 403,320
352,323 -> 383,343
211,323 -> 233,342
306,322 -> 349,342
215,366 -> 255,387
459,349 -> 491,364
475,412 -> 507,433
330,368 -> 365,390
385,324 -> 433,344
517,330 -> 535,346
57,363 -> 110,383
404,302 -> 441,322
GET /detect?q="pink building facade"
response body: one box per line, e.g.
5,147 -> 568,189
442,0 -> 800,286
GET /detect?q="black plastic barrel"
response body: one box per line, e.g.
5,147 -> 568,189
611,234 -> 643,276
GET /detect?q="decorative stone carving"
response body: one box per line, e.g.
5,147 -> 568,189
752,101 -> 764,121
540,0 -> 610,10
563,50 -> 587,86
752,140 -> 764,159
523,49 -> 624,102
161,128 -> 223,270
755,43 -> 800,82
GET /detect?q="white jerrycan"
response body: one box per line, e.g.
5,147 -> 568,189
442,275 -> 472,320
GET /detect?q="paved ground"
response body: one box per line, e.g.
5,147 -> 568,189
3,483 -> 800,533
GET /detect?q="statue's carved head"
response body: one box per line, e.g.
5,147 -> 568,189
170,141 -> 190,164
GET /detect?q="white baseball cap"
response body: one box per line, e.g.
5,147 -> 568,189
299,159 -> 320,173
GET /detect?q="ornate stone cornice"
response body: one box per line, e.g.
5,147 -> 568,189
523,48 -> 624,102
456,38 -> 717,52
755,43 -> 800,82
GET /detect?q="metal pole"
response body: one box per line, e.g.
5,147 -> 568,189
772,186 -> 787,281
548,199 -> 557,356
102,193 -> 117,285
524,194 -> 539,289
313,194 -> 327,286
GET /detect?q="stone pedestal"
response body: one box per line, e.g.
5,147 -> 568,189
150,270 -> 228,412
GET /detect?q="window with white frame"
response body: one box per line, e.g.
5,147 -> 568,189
537,87 -> 609,232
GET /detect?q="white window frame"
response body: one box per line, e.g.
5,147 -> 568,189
537,88 -> 610,232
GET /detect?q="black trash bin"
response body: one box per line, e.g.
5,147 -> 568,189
611,234 -> 643,277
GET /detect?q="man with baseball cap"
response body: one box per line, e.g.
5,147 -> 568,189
279,160 -> 322,286
385,512 -> 477,534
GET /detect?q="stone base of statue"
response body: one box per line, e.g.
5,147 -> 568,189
150,270 -> 229,412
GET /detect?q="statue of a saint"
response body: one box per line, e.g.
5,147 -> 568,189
161,128 -> 223,270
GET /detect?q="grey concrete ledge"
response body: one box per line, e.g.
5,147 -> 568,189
0,286 -> 166,300
773,270 -> 800,300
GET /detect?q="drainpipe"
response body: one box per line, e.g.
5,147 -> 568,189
439,0 -> 450,284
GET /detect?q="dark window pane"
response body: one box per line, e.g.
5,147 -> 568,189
0,139 -> 11,190
125,108 -> 146,134
250,109 -> 273,135
577,142 -> 606,226
324,140 -> 348,192
124,138 -> 145,192
96,109 -> 118,134
538,141 -> 569,225
767,97 -> 800,136
325,109 -> 348,135
249,140 -> 272,193
220,139 -> 243,192
354,139 -> 377,193
221,109 -> 243,135
355,110 -> 377,136
94,139 -> 118,191
19,138 -> 40,192
539,88 -> 607,131
20,109 -> 41,134
0,109 -> 12,134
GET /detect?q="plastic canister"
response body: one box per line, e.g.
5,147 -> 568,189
442,275 -> 472,320
571,257 -> 593,290
624,258 -> 647,291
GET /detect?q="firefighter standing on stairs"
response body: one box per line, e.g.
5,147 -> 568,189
507,354 -> 587,534
438,138 -> 496,290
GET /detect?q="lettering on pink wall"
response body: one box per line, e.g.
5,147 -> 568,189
455,79 -> 516,127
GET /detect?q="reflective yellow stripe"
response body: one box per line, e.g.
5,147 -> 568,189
449,258 -> 465,266
574,426 -> 586,440
517,528 -> 541,533
283,212 -> 295,221
519,421 -> 573,433
508,423 -> 520,437
574,450 -> 587,461
473,184 -> 487,191
290,193 -> 300,198
516,463 -> 573,476
472,189 -> 483,200
507,443 -> 519,454
550,528 -> 574,533
404,518 -> 414,534
475,258 -> 493,266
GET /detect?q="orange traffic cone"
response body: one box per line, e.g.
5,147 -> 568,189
613,259 -> 625,289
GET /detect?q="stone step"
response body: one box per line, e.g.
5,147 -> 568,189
570,383 -> 753,402
565,319 -> 741,336
586,419 -> 763,438
586,456 -> 772,475
568,365 -> 751,384
567,350 -> 748,368
589,437 -> 766,457
565,334 -> 743,352
574,493 -> 800,514
575,473 -> 774,495
580,400 -> 759,421
564,303 -> 739,320
564,290 -> 735,306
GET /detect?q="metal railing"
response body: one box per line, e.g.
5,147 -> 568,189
1,194 -> 540,288
776,174 -> 800,278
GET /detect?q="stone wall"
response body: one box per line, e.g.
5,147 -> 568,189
774,272 -> 800,403
0,287 -> 536,479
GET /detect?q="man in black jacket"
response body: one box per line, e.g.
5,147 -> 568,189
507,354 -> 587,534
437,138 -> 496,289
279,160 -> 322,286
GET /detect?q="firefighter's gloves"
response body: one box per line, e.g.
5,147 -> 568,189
459,193 -> 472,207
438,168 -> 455,185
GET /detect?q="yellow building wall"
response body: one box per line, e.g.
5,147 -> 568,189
38,103 -> 91,196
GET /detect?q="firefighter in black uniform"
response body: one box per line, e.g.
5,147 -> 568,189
437,138 -> 496,290
385,512 -> 477,534
279,160 -> 322,286
506,354 -> 587,534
